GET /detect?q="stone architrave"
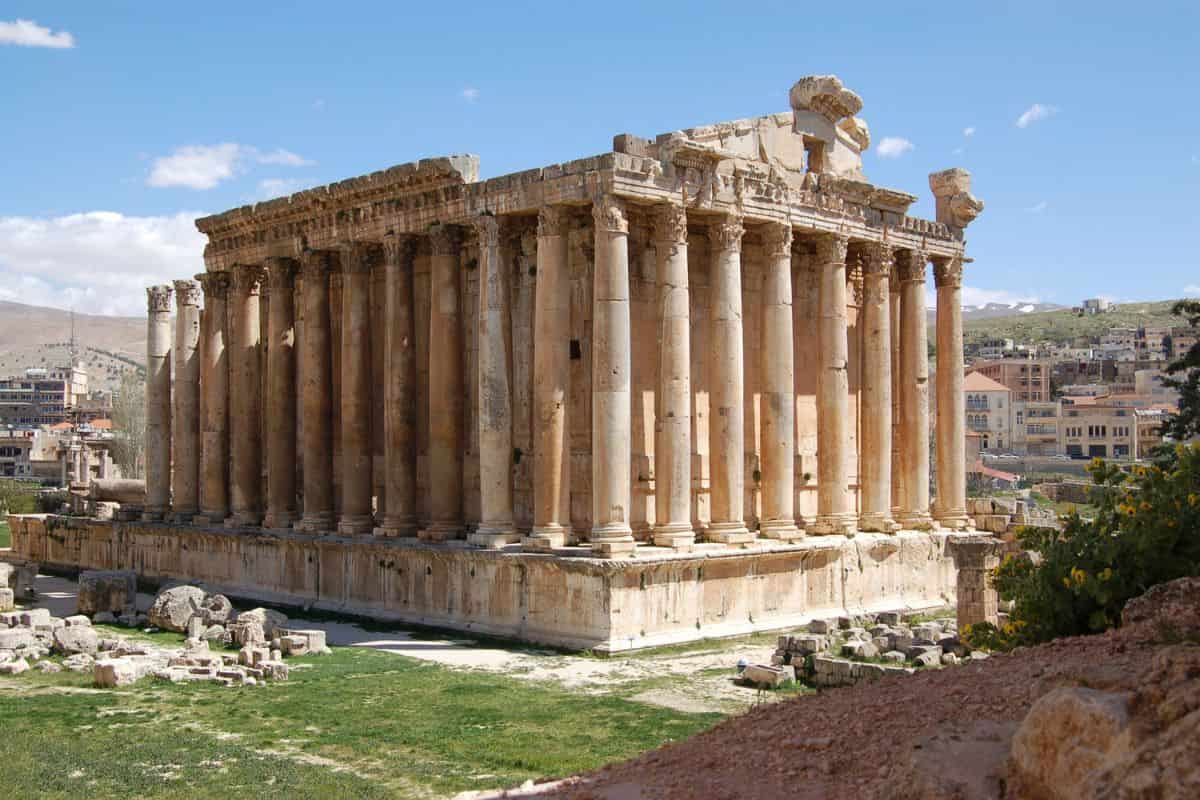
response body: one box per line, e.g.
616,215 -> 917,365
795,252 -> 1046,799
337,242 -> 375,536
759,222 -> 802,540
171,279 -> 201,521
590,195 -> 636,557
298,249 -> 335,533
934,255 -> 969,529
263,257 -> 299,529
143,284 -> 173,521
376,233 -> 419,537
859,243 -> 898,532
470,215 -> 519,548
420,223 -> 465,541
227,265 -> 265,527
811,234 -> 856,535
527,206 -> 572,550
705,213 -> 754,545
195,272 -> 229,525
896,249 -> 934,529
652,202 -> 695,550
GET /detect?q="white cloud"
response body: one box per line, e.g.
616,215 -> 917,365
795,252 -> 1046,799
1184,285 -> 1200,297
1026,200 -> 1048,213
461,87 -> 480,102
876,136 -> 915,158
1016,103 -> 1057,128
0,19 -> 75,49
147,144 -> 314,190
963,126 -> 976,137
0,211 -> 206,317
253,178 -> 304,201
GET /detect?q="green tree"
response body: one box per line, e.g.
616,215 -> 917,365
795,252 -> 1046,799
1161,299 -> 1200,444
110,371 -> 146,479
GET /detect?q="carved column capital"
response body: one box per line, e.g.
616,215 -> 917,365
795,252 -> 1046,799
382,232 -> 418,268
707,213 -> 744,253
146,284 -> 173,313
933,254 -> 965,288
300,248 -> 335,279
895,249 -> 929,283
264,256 -> 299,290
654,203 -> 688,246
338,241 -> 379,274
762,222 -> 793,260
538,206 -> 568,238
230,265 -> 266,295
172,279 -> 201,307
195,271 -> 230,299
814,232 -> 849,265
471,213 -> 501,248
592,194 -> 628,235
862,242 -> 895,276
428,223 -> 462,256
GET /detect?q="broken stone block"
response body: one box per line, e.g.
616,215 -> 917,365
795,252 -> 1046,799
913,650 -> 941,668
200,594 -> 233,626
0,657 -> 30,675
741,663 -> 794,689
52,625 -> 99,656
62,653 -> 95,672
94,658 -> 139,687
229,620 -> 265,647
842,640 -> 878,659
0,629 -> 35,650
185,615 -> 206,639
941,652 -> 960,666
260,661 -> 289,681
279,634 -> 310,657
871,636 -> 891,652
147,585 -> 207,633
237,607 -> 288,639
875,611 -> 901,626
279,629 -> 328,656
33,660 -> 62,673
92,611 -> 117,625
18,608 -> 50,628
76,570 -> 137,617
807,619 -> 836,635
64,615 -> 92,628
0,588 -> 13,612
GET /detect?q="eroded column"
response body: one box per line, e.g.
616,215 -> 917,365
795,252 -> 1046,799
298,250 -> 334,532
196,272 -> 229,524
420,224 -> 464,541
760,223 -> 801,540
590,195 -> 635,557
338,243 -> 375,536
811,234 -> 856,535
376,233 -> 419,537
228,266 -> 264,527
897,249 -> 934,529
706,214 -> 753,545
143,284 -> 173,521
171,279 -> 201,520
651,202 -> 694,550
264,257 -> 298,529
934,255 -> 969,529
859,243 -> 897,532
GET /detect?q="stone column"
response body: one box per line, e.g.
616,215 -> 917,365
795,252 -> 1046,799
170,279 -> 201,520
950,536 -> 1002,628
337,242 -> 375,536
811,234 -> 856,535
890,268 -> 904,520
263,257 -> 299,529
897,249 -> 934,529
705,213 -> 753,545
298,250 -> 335,532
376,233 -> 419,537
934,255 -> 969,529
228,265 -> 265,527
590,194 -> 635,557
143,284 -> 173,521
759,222 -> 802,540
196,273 -> 229,524
527,207 -> 572,550
469,215 -> 519,548
652,202 -> 695,549
859,243 -> 897,532
420,224 -> 464,541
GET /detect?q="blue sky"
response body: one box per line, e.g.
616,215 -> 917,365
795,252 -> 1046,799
1,1 -> 1197,316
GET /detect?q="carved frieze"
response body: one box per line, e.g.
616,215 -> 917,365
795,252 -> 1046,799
862,241 -> 894,276
538,205 -> 567,238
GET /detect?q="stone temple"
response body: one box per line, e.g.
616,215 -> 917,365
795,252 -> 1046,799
10,76 -> 987,651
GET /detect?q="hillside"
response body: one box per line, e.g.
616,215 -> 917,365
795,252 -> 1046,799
961,299 -> 1184,346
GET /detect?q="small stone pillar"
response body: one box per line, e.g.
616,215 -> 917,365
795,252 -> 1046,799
298,249 -> 335,533
171,279 -> 201,520
264,257 -> 299,529
859,243 -> 897,532
143,284 -> 173,521
338,242 -> 375,536
228,265 -> 265,527
196,272 -> 229,524
950,535 -> 1002,628
377,233 -> 419,537
896,249 -> 933,530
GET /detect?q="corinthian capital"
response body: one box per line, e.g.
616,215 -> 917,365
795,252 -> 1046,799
762,223 -> 793,260
895,249 -> 928,283
592,194 -> 628,234
195,271 -> 230,300
264,256 -> 298,290
654,203 -> 688,246
814,232 -> 849,265
933,255 -> 965,289
146,284 -> 173,314
428,223 -> 462,257
172,279 -> 201,307
230,264 -> 266,295
538,206 -> 568,238
382,232 -> 418,269
472,214 -> 500,249
338,241 -> 379,274
862,242 -> 894,276
707,214 -> 743,253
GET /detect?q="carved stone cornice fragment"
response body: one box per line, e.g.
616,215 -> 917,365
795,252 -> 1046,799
861,241 -> 894,276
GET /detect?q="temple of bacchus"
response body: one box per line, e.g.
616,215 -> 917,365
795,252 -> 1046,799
9,76 -> 986,651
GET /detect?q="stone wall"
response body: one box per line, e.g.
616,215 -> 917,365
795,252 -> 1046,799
7,515 -> 959,653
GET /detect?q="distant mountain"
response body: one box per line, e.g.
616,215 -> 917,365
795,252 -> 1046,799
927,301 -> 1067,326
960,299 -> 1185,347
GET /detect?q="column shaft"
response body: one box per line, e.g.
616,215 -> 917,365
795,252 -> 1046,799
590,195 -> 635,556
264,258 -> 298,528
143,285 -> 173,520
338,243 -> 375,535
890,273 -> 904,518
935,256 -> 969,528
228,266 -> 264,526
196,273 -> 229,523
859,244 -> 897,532
897,250 -> 934,529
171,279 -> 201,519
298,251 -> 335,532
812,235 -> 856,535
377,234 -> 419,536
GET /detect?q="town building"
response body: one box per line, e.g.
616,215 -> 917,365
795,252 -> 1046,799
972,357 -> 1051,402
964,371 -> 1011,451
1058,397 -> 1137,459
1076,297 -> 1112,315
1012,399 -> 1060,456
0,363 -> 89,428
0,429 -> 35,478
1136,326 -> 1171,361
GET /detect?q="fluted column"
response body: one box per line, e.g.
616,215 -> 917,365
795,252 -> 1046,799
228,266 -> 264,527
469,214 -> 519,548
811,234 -> 856,535
143,285 -> 173,521
934,255 -> 969,529
420,224 -> 464,541
890,268 -> 904,520
704,214 -> 753,545
590,195 -> 636,557
649,202 -> 695,550
759,223 -> 802,540
526,207 -> 572,550
195,273 -> 229,523
859,243 -> 898,532
298,250 -> 335,532
337,242 -> 375,536
897,249 -> 934,529
263,257 -> 298,529
170,279 -> 201,520
375,233 -> 419,537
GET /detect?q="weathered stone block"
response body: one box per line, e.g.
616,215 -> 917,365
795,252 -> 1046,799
0,588 -> 12,612
148,585 -> 207,632
741,663 -> 794,689
237,607 -> 288,639
0,628 -> 35,650
0,657 -> 30,675
94,658 -> 139,687
76,570 -> 137,617
52,625 -> 99,656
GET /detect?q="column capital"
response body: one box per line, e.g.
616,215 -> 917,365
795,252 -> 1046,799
471,213 -> 501,248
264,256 -> 299,290
862,241 -> 895,276
147,284 -> 173,313
538,205 -> 569,238
814,232 -> 849,265
895,248 -> 929,283
654,202 -> 688,246
382,231 -> 418,268
300,248 -> 335,279
707,213 -> 744,253
761,222 -> 793,260
195,271 -> 230,299
230,264 -> 266,295
933,254 -> 965,288
172,279 -> 201,307
428,222 -> 462,256
592,194 -> 628,234
338,241 -> 379,274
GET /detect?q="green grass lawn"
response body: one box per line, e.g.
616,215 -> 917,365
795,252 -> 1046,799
0,645 -> 723,799
0,520 -> 10,549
